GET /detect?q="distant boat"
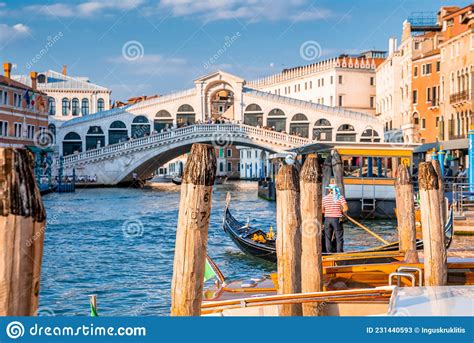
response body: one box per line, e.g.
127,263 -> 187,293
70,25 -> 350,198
171,176 -> 182,185
172,175 -> 227,186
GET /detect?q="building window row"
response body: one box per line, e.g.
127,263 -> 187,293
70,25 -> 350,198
59,97 -> 104,116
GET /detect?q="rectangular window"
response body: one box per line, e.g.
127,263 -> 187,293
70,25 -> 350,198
414,66 -> 418,77
227,162 -> 232,172
226,148 -> 232,157
370,77 -> 374,85
414,41 -> 421,50
321,78 -> 324,87
330,76 -> 334,84
317,79 -> 320,87
422,63 -> 432,75
294,84 -> 297,92
304,82 -> 307,90
14,123 -> 22,137
330,96 -> 333,106
412,90 -> 418,104
427,88 -> 431,102
0,121 -> 7,136
338,75 -> 343,84
370,96 -> 375,108
219,148 -> 224,158
338,95 -> 343,106
27,125 -> 35,139
309,81 -> 312,89
436,61 -> 440,72
436,116 -> 439,128
421,118 -> 426,129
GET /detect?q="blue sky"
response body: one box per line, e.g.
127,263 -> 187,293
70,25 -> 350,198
0,0 -> 471,100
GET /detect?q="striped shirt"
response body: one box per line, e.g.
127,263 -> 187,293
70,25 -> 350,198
322,194 -> 347,218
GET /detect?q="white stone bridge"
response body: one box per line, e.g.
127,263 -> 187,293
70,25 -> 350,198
55,70 -> 384,185
61,123 -> 311,184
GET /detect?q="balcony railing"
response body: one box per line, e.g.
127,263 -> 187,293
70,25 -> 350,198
449,90 -> 472,104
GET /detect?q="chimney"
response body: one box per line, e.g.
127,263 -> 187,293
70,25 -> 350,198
62,65 -> 67,75
388,37 -> 398,55
30,71 -> 38,90
3,62 -> 11,78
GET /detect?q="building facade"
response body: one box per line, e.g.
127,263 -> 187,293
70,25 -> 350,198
0,63 -> 49,148
247,51 -> 385,118
376,38 -> 403,138
238,147 -> 270,180
412,32 -> 442,143
439,5 -> 473,142
216,146 -> 240,179
12,67 -> 111,131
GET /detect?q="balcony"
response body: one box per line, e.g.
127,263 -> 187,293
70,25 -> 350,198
449,90 -> 472,104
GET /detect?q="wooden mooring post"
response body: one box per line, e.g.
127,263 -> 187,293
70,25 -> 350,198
430,159 -> 446,225
418,162 -> 447,286
299,154 -> 323,316
0,148 -> 46,316
276,164 -> 302,316
170,144 -> 216,316
394,164 -> 419,263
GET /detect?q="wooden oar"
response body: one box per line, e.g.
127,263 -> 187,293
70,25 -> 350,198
344,215 -> 390,245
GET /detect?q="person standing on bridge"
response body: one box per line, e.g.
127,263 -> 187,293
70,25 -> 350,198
322,183 -> 348,253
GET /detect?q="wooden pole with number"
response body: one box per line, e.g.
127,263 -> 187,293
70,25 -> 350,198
276,164 -> 302,316
170,144 -> 216,316
0,148 -> 46,316
300,154 -> 323,316
394,164 -> 419,263
418,162 -> 447,286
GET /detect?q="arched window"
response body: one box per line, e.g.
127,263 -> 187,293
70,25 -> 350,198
97,98 -> 105,112
313,119 -> 332,141
72,98 -> 79,116
267,108 -> 286,132
81,98 -> 89,116
291,113 -> 308,121
413,112 -> 419,125
48,98 -> 56,116
289,113 -> 309,138
131,115 -> 151,138
154,110 -> 173,132
62,132 -> 82,155
360,128 -> 380,142
109,120 -> 128,145
336,124 -> 356,142
244,103 -> 263,127
62,98 -> 70,116
176,104 -> 195,127
85,126 -> 105,150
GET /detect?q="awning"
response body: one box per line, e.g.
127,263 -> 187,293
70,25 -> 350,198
413,142 -> 439,153
25,145 -> 54,153
288,142 -> 334,155
440,138 -> 468,151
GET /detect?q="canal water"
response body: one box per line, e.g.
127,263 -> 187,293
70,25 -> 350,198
41,182 -> 399,316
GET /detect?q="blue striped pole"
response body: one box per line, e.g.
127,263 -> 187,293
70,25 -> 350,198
437,148 -> 445,178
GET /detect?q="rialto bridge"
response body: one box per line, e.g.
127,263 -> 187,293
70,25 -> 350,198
55,71 -> 383,184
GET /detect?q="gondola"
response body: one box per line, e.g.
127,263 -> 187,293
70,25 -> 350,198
222,195 -> 454,263
171,176 -> 182,185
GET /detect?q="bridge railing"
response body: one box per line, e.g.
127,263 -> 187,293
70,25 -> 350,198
62,124 -> 311,165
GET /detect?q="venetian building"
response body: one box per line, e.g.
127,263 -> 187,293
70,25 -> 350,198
13,66 -> 111,138
248,51 -> 385,117
376,38 -> 403,142
438,5 -> 474,143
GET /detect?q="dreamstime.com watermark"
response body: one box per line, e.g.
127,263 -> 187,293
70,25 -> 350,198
203,32 -> 241,70
26,32 -> 64,70
5,321 -> 146,339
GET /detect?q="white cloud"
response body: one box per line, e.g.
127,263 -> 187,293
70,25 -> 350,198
0,23 -> 30,42
109,53 -> 187,75
158,0 -> 335,23
25,0 -> 145,18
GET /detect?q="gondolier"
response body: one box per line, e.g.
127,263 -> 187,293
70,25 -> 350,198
322,183 -> 348,253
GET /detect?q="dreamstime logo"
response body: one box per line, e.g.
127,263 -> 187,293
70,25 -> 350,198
301,218 -> 323,239
299,40 -> 322,61
26,31 -> 64,69
211,131 -> 234,149
122,40 -> 144,61
34,129 -> 55,149
6,321 -> 24,339
203,31 -> 241,69
122,219 -> 144,239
